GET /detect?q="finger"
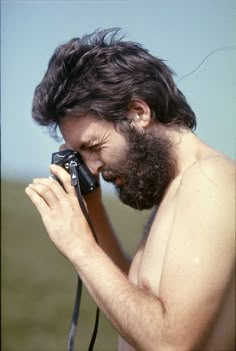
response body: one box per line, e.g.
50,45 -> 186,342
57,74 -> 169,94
28,183 -> 59,207
25,186 -> 50,217
49,164 -> 77,196
33,177 -> 67,198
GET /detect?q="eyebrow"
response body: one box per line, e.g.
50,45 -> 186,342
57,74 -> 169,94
66,135 -> 95,152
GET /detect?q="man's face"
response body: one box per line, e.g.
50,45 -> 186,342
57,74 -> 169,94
102,127 -> 177,209
59,115 -> 177,210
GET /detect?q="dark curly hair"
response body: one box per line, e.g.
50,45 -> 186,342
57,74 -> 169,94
32,28 -> 196,138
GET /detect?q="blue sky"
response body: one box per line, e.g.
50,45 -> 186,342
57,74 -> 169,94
1,0 -> 235,189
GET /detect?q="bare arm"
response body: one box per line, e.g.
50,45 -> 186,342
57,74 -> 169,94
25,160 -> 235,350
157,159 -> 235,349
84,187 -> 131,274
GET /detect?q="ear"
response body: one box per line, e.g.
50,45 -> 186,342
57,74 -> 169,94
128,99 -> 152,129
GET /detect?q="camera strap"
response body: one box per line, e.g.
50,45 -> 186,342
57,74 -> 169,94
67,164 -> 100,351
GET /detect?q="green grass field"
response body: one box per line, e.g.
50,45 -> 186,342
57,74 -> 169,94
1,180 -> 150,351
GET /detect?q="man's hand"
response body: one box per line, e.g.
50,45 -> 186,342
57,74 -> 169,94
25,164 -> 95,258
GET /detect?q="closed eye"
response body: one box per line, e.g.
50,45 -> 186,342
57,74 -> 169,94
80,142 -> 99,151
89,143 -> 100,151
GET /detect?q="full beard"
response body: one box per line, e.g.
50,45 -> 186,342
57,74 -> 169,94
102,128 -> 177,210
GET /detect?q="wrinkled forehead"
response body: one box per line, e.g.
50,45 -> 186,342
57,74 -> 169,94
58,114 -> 115,148
59,115 -> 93,137
59,115 -> 96,146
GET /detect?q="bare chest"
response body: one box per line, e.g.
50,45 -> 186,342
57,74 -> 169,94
128,196 -> 177,296
118,196 -> 177,351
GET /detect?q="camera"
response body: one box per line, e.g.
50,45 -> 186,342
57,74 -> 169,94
51,149 -> 99,194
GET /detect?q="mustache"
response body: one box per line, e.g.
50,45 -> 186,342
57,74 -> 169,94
102,168 -> 122,183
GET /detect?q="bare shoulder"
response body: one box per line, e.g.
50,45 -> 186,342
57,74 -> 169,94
178,152 -> 235,222
181,152 -> 235,190
179,152 -> 235,235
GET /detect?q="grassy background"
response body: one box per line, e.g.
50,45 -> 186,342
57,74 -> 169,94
1,180 -> 150,351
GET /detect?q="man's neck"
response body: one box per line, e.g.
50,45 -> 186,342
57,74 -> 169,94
154,124 -> 213,177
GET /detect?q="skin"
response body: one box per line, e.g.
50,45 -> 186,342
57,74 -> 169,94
25,100 -> 235,350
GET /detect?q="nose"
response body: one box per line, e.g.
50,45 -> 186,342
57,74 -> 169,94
81,152 -> 104,176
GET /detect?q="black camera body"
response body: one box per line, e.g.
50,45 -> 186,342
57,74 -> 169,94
51,149 -> 99,194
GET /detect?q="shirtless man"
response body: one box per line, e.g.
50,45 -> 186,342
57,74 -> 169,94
26,28 -> 235,350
